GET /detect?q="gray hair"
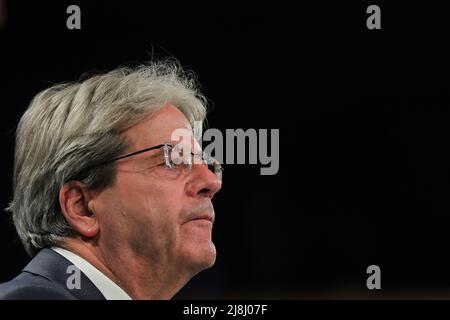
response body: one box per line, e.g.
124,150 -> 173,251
6,60 -> 208,256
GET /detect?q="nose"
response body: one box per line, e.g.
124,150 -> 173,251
185,162 -> 222,199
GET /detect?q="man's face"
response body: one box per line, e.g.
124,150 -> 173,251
92,104 -> 222,277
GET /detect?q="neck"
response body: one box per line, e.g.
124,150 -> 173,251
60,238 -> 192,299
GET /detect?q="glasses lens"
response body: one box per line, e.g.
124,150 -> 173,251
167,145 -> 223,181
168,144 -> 188,167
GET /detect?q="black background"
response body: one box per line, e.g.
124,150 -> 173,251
1,0 -> 450,299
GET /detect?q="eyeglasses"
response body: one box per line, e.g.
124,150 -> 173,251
95,143 -> 223,181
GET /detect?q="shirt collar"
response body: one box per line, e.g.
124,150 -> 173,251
51,247 -> 132,300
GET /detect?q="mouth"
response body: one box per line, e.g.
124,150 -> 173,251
190,214 -> 214,223
184,203 -> 215,225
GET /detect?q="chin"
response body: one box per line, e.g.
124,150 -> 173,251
202,242 -> 217,268
183,241 -> 217,273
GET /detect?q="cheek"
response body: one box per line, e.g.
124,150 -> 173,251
119,174 -> 184,226
99,173 -> 187,255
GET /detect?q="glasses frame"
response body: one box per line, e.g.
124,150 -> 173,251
92,143 -> 223,180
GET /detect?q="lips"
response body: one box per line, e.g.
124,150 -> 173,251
184,203 -> 215,225
190,214 -> 214,223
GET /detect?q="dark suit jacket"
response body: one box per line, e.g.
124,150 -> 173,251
0,248 -> 106,300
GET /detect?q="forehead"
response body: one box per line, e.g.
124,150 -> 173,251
123,103 -> 194,149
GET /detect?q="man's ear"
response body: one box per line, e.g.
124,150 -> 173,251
59,181 -> 99,238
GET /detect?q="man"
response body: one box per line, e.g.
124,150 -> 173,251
0,60 -> 222,299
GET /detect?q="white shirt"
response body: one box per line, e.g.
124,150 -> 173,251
51,247 -> 132,300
